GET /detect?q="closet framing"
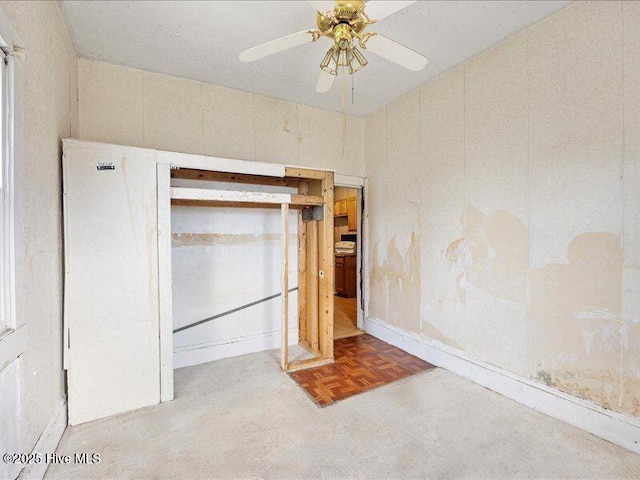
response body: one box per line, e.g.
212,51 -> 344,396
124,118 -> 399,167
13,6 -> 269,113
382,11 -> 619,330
62,140 -> 336,424
165,165 -> 335,375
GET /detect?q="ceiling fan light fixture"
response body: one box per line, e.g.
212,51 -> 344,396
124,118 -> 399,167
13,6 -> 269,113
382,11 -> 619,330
347,45 -> 368,74
320,42 -> 368,76
320,45 -> 340,75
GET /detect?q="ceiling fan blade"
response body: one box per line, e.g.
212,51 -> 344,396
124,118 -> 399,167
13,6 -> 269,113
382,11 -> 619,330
364,1 -> 417,22
316,69 -> 335,93
364,34 -> 428,71
239,30 -> 315,63
309,1 -> 335,12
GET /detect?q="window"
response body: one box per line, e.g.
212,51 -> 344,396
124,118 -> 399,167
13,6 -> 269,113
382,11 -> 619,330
0,16 -> 24,365
0,46 -> 13,337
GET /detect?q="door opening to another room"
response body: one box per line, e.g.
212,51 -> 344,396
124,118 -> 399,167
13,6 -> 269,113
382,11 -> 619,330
333,186 -> 363,341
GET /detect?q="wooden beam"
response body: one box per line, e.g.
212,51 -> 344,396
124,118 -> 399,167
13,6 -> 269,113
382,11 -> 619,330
172,199 -> 285,209
285,167 -> 327,180
171,187 -> 291,205
171,187 -> 323,207
290,194 -> 324,206
281,203 -> 289,371
287,357 -> 333,372
171,168 -> 301,187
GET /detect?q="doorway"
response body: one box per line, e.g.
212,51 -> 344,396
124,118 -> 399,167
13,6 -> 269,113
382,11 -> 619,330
333,186 -> 364,340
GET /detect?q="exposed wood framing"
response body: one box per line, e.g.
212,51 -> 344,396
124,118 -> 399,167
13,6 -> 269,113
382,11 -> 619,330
171,187 -> 323,207
287,357 -> 332,372
171,168 -> 302,188
308,220 -> 319,352
284,166 -> 327,180
319,172 -> 335,359
169,166 -> 334,373
297,181 -> 308,344
171,187 -> 289,204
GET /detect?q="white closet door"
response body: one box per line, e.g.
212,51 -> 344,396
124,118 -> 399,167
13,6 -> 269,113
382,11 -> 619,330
63,142 -> 160,425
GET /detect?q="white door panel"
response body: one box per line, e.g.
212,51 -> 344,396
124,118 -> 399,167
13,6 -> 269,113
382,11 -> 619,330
63,142 -> 160,425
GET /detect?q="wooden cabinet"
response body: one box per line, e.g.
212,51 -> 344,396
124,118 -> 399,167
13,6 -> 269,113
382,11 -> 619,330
347,197 -> 357,232
334,199 -> 348,216
335,196 -> 358,232
335,255 -> 357,298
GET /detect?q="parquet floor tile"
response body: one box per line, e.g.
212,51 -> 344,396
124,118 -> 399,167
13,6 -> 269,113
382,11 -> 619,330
289,334 -> 435,406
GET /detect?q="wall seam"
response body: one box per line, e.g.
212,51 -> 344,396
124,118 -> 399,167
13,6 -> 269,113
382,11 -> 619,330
251,94 -> 257,161
141,71 -> 146,148
619,0 -> 625,409
462,63 -> 467,351
200,82 -> 204,155
526,30 -> 532,380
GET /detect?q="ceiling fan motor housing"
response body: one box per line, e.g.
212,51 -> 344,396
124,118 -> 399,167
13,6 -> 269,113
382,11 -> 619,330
316,0 -> 368,39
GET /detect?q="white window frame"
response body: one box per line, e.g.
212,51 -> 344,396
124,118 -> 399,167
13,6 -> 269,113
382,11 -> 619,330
0,9 -> 25,368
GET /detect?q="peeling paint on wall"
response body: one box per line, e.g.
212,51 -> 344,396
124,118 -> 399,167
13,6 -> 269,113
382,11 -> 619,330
421,322 -> 464,351
529,232 -> 623,409
446,205 -> 528,304
370,233 -> 421,333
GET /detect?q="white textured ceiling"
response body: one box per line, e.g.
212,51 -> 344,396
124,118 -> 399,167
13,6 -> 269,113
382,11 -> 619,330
61,0 -> 570,116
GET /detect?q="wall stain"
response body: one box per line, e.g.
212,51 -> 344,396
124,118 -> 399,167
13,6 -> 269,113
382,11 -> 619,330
446,205 -> 528,304
172,233 -> 294,247
529,232 -> 624,409
422,322 -> 464,351
370,233 -> 421,334
622,324 -> 640,416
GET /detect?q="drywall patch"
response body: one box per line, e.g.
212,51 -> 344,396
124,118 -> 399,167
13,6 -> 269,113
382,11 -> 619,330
529,232 -> 623,409
370,233 -> 420,334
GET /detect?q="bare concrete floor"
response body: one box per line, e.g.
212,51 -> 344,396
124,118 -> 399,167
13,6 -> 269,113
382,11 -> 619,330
47,348 -> 640,479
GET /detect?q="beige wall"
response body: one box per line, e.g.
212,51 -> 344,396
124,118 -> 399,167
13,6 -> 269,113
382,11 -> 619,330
365,0 -> 640,418
76,59 -> 365,177
0,0 -> 77,475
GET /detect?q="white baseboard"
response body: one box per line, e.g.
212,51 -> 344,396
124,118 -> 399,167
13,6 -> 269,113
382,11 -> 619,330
174,328 -> 299,369
365,316 -> 640,455
18,400 -> 67,480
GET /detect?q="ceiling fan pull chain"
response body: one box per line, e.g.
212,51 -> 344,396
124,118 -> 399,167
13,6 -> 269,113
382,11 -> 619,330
351,71 -> 355,104
341,65 -> 345,113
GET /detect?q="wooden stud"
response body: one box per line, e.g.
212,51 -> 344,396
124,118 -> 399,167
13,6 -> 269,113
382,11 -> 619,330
281,203 -> 289,371
308,220 -> 319,352
319,171 -> 335,360
297,208 -> 307,343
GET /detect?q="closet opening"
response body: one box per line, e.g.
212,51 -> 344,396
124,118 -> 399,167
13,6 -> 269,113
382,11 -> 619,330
163,165 -> 337,387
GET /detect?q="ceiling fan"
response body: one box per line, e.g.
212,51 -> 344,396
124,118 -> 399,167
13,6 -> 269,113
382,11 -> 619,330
239,1 -> 428,94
